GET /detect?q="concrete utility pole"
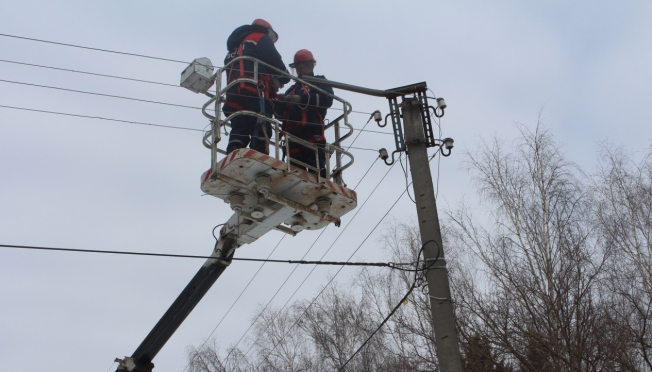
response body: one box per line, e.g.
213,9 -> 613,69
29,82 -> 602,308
402,98 -> 463,372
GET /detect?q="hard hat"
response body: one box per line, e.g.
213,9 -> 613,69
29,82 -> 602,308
252,18 -> 278,43
289,49 -> 316,68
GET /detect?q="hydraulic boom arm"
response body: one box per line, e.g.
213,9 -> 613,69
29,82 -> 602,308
115,233 -> 237,372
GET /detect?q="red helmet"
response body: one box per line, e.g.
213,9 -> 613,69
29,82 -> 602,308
289,49 -> 316,68
252,18 -> 278,42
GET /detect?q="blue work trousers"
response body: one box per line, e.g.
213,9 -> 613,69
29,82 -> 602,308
226,96 -> 272,154
289,142 -> 327,178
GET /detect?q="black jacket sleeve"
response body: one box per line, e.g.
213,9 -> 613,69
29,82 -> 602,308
295,76 -> 334,109
257,36 -> 290,86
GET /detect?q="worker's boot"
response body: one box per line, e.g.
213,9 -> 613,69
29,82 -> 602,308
226,143 -> 239,154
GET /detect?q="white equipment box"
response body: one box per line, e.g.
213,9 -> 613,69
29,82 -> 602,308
180,57 -> 214,94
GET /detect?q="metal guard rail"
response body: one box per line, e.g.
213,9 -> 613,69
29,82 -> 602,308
202,110 -> 354,183
202,56 -> 354,185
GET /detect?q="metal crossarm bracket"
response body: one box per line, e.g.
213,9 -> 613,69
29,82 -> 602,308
387,97 -> 405,153
417,92 -> 436,148
383,83 -> 433,153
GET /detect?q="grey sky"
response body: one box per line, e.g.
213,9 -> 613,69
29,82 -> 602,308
1,1 -> 651,371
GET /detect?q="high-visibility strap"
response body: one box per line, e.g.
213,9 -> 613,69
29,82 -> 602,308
225,33 -> 266,94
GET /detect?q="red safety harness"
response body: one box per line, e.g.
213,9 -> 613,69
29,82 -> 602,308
283,83 -> 325,154
224,32 -> 277,112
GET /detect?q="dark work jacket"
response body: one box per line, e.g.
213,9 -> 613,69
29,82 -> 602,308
274,74 -> 334,148
223,25 -> 290,115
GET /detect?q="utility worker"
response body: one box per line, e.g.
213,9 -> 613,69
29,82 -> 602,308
275,49 -> 333,178
223,19 -> 290,154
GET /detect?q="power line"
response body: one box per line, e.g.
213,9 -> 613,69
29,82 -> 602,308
0,78 -> 200,110
1,57 -> 379,117
223,158 -> 384,363
183,234 -> 287,372
399,153 -> 416,203
242,160 -> 397,362
0,101 -> 391,139
223,159 -> 381,363
0,72 -> 382,121
0,34 -> 381,117
222,227 -> 330,364
0,33 -> 188,64
256,155 -> 438,367
0,104 -> 202,132
0,74 -> 387,133
0,33 -> 392,122
337,241 -> 438,372
0,59 -> 179,87
344,146 -> 379,152
256,182 -> 410,369
105,361 -> 117,372
345,113 -> 375,151
0,244 -> 413,268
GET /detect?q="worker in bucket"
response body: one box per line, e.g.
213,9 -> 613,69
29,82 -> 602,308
275,49 -> 333,178
223,19 -> 290,155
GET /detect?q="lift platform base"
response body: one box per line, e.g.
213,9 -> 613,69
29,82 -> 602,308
201,149 -> 357,245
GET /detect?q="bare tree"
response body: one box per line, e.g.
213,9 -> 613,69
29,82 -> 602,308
296,282 -> 388,372
355,221 -> 440,371
186,338 -> 256,372
593,145 -> 652,371
186,123 -> 652,372
249,304 -> 317,372
186,338 -> 226,372
446,123 -> 609,371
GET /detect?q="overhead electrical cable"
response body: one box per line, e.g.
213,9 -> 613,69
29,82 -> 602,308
0,77 -> 386,133
399,153 -> 416,203
256,154 -> 438,367
0,78 -> 200,110
0,75 -> 382,120
0,34 -> 382,116
184,156 -> 381,371
0,59 -> 375,116
0,102 -> 391,138
0,33 -> 394,121
337,241 -> 439,372
105,361 -> 117,372
256,182 -> 410,369
0,59 -> 179,87
222,228 -> 331,364
0,244 -> 415,268
240,159 -> 397,360
0,33 -> 189,64
220,158 -> 383,364
0,104 -> 202,132
183,235 -> 286,369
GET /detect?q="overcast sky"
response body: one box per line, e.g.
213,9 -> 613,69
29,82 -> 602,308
1,1 -> 651,371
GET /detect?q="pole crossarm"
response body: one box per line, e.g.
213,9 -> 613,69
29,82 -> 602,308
301,76 -> 427,98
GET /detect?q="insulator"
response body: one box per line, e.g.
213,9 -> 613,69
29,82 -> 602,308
256,174 -> 272,198
373,110 -> 382,123
290,215 -> 307,232
379,148 -> 389,160
316,197 -> 332,215
443,138 -> 454,150
229,193 -> 245,211
436,97 -> 447,110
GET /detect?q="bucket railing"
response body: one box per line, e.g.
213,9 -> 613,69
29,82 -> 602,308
200,56 -> 354,185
